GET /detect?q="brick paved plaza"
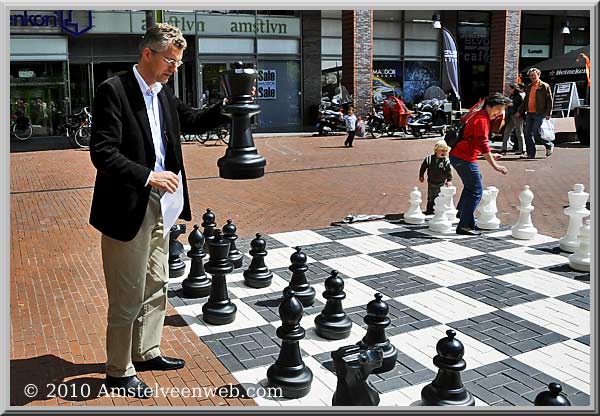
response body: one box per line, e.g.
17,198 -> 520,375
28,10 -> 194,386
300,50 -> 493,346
9,134 -> 591,407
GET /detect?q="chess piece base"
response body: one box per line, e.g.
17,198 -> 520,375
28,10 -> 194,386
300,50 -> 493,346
267,364 -> 313,399
511,226 -> 538,240
569,256 -> 590,272
421,383 -> 475,406
229,253 -> 244,269
284,287 -> 315,307
559,238 -> 578,253
169,261 -> 186,278
404,215 -> 425,225
429,222 -> 453,234
476,219 -> 500,230
202,302 -> 237,325
182,277 -> 212,298
218,149 -> 266,180
314,316 -> 352,340
243,270 -> 273,288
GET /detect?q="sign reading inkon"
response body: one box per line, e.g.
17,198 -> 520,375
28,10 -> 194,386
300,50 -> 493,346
257,69 -> 276,100
10,10 -> 93,36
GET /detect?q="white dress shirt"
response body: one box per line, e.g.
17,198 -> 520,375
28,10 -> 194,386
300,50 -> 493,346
133,65 -> 166,185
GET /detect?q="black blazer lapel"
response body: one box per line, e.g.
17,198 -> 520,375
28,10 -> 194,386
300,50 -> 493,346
122,71 -> 155,153
157,89 -> 182,173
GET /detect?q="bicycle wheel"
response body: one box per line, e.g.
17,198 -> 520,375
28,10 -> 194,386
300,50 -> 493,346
217,127 -> 230,144
12,123 -> 33,140
368,122 -> 383,139
197,132 -> 209,144
74,125 -> 91,148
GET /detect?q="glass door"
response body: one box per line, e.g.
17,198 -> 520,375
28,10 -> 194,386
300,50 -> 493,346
200,63 -> 227,106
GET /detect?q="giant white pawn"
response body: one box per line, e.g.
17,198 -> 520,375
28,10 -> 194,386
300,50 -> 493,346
429,193 -> 452,233
569,219 -> 590,272
560,184 -> 590,253
442,185 -> 459,224
511,185 -> 538,240
477,186 -> 501,230
404,186 -> 426,224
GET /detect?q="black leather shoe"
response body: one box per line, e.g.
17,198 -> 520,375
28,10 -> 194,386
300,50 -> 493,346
456,227 -> 481,236
105,375 -> 152,399
133,356 -> 185,372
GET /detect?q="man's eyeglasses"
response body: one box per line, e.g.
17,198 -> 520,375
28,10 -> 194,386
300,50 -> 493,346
149,48 -> 183,68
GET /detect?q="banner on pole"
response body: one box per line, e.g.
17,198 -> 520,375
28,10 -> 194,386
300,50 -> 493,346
442,27 -> 460,101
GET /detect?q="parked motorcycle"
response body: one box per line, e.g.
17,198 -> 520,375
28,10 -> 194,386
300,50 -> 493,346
408,98 -> 449,138
317,97 -> 350,136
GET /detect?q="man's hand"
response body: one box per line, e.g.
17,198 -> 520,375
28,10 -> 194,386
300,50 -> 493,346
148,171 -> 179,193
545,115 -> 551,120
445,181 -> 452,186
419,176 -> 425,183
495,165 -> 508,175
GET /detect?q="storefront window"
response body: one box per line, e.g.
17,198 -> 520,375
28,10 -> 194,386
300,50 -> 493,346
403,61 -> 441,105
10,61 -> 67,136
372,61 -> 403,104
321,61 -> 342,107
256,60 -> 301,130
458,25 -> 490,107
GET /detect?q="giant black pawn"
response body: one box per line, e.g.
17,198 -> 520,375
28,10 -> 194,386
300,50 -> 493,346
534,382 -> 571,406
202,230 -> 237,325
314,270 -> 352,340
356,293 -> 397,374
420,329 -> 475,406
201,208 -> 216,251
182,224 -> 211,298
168,224 -> 187,278
243,233 -> 273,288
222,219 -> 243,269
267,290 -> 313,399
283,247 -> 315,307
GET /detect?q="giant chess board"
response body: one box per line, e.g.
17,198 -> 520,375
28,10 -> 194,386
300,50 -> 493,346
167,220 -> 590,407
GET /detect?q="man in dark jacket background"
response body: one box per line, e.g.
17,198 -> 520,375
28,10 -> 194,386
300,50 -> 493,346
89,23 -> 228,398
516,67 -> 554,159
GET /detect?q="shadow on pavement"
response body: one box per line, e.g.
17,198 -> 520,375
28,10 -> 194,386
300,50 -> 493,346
11,354 -> 104,404
10,136 -> 78,153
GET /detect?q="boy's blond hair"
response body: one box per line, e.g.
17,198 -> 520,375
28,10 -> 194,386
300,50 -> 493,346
434,140 -> 450,152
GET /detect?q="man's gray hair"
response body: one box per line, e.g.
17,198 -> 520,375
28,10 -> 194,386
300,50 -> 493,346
140,23 -> 187,53
527,67 -> 541,76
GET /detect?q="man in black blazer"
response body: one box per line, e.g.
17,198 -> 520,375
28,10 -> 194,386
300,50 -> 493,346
89,23 -> 228,398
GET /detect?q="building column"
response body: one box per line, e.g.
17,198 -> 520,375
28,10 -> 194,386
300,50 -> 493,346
341,10 -> 372,117
489,10 -> 521,95
301,10 -> 322,130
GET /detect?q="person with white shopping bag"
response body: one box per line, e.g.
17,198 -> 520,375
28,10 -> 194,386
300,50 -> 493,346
516,67 -> 554,159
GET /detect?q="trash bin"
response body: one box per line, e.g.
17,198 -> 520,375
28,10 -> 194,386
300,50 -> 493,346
574,106 -> 590,145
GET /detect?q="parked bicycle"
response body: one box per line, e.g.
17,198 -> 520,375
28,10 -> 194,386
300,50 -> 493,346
11,114 -> 33,140
57,107 -> 92,149
182,126 -> 230,145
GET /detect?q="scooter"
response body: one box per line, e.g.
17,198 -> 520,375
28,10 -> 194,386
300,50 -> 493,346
408,99 -> 449,138
317,98 -> 349,136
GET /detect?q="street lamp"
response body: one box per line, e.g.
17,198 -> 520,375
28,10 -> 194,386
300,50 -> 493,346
432,13 -> 442,29
561,20 -> 571,35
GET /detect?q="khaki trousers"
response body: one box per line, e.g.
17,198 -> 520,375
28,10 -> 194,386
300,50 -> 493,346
101,188 -> 169,377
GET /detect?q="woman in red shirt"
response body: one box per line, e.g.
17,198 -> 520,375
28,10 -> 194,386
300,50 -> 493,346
450,93 -> 511,236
